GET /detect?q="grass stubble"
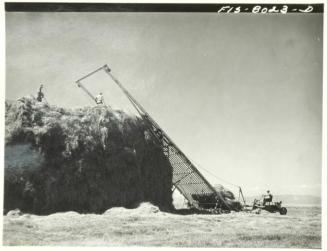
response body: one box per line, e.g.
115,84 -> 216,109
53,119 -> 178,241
3,204 -> 321,248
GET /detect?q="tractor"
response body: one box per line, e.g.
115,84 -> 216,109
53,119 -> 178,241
252,196 -> 287,215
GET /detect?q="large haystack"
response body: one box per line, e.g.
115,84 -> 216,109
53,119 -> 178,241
4,97 -> 173,214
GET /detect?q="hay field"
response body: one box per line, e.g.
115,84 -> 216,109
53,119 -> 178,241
3,203 -> 321,248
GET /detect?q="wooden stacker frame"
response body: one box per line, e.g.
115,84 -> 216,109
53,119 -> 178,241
75,64 -> 235,211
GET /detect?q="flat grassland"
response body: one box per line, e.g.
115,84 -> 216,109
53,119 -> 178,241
2,204 -> 321,248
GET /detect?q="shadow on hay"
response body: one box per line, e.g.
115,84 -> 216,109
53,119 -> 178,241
4,97 -> 173,215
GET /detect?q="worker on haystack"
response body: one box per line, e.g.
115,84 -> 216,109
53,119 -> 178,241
36,84 -> 44,102
263,190 -> 273,205
95,92 -> 105,105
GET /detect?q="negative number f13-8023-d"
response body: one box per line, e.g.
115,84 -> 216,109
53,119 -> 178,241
217,5 -> 314,14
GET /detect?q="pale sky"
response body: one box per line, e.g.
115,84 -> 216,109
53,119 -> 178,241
5,12 -> 322,196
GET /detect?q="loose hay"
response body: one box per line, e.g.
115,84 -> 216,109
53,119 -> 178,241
103,202 -> 161,216
191,185 -> 242,212
4,97 -> 173,214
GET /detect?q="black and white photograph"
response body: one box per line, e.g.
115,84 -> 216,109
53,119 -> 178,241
2,1 -> 324,248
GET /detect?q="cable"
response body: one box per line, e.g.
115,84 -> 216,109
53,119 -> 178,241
188,156 -> 240,188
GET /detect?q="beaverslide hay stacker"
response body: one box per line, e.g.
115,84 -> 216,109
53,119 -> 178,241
75,64 -> 248,213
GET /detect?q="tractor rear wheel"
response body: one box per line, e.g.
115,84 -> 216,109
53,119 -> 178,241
279,207 -> 287,215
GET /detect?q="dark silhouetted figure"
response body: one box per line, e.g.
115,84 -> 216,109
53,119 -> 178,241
36,84 -> 44,102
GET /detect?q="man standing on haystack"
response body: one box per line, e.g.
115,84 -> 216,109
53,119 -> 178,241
36,84 -> 45,102
95,92 -> 105,105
